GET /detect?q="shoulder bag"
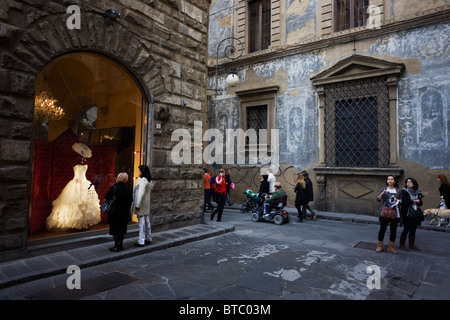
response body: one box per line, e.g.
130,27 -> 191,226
407,203 -> 424,223
102,185 -> 117,214
380,205 -> 397,220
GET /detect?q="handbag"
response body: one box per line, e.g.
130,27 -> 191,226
380,205 -> 397,221
101,185 -> 117,214
408,205 -> 424,223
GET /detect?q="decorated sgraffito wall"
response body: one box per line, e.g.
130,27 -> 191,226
208,0 -> 450,213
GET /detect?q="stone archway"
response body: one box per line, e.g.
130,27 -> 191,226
0,2 -> 165,260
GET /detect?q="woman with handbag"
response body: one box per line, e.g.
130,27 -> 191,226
376,175 -> 400,254
399,177 -> 423,251
105,172 -> 133,252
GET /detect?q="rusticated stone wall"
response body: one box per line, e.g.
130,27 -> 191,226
0,0 -> 210,261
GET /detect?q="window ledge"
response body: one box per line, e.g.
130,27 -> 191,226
313,167 -> 404,176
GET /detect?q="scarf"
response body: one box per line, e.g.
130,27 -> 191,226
406,187 -> 420,200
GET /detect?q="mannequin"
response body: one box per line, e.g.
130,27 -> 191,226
46,143 -> 101,231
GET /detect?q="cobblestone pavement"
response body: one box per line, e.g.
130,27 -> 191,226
1,208 -> 450,302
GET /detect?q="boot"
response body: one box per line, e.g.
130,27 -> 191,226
388,241 -> 398,254
109,236 -> 119,252
375,241 -> 383,253
117,235 -> 124,251
399,236 -> 409,251
409,236 -> 420,251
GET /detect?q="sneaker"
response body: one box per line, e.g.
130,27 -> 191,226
312,213 -> 317,220
134,242 -> 145,247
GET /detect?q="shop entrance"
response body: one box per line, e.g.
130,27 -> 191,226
29,52 -> 147,240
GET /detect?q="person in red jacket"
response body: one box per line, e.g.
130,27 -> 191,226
210,168 -> 226,221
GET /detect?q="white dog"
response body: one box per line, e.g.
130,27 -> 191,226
424,208 -> 450,227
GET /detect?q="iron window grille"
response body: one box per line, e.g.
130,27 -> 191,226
246,105 -> 268,145
323,76 -> 390,168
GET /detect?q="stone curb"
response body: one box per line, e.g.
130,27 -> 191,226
0,223 -> 234,290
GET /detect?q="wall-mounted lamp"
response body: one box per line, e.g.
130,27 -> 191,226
103,9 -> 120,20
156,107 -> 171,122
213,37 -> 244,96
225,67 -> 239,87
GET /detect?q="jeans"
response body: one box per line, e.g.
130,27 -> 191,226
137,215 -> 152,244
378,218 -> 399,242
226,191 -> 232,205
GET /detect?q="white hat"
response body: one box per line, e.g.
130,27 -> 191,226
72,142 -> 92,158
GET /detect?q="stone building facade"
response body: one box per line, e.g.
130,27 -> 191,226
207,1 -> 450,215
0,0 -> 210,261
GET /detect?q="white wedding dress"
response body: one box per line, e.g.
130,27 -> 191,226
46,164 -> 101,231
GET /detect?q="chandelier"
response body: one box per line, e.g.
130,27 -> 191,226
34,91 -> 65,121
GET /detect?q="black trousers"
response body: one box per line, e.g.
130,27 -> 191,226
401,215 -> 418,238
204,189 -> 212,210
295,201 -> 307,221
211,193 -> 225,221
378,217 -> 399,242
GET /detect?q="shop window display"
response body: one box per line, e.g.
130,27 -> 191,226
30,52 -> 145,239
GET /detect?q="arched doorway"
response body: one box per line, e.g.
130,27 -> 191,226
29,52 -> 149,240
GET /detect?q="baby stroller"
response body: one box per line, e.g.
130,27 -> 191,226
240,189 -> 263,213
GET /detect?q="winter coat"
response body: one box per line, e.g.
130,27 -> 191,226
439,183 -> 450,209
267,173 -> 276,194
266,188 -> 286,206
376,187 -> 400,221
214,175 -> 227,195
132,177 -> 151,216
105,182 -> 133,235
399,188 -> 423,223
305,178 -> 314,202
259,178 -> 270,195
294,182 -> 307,206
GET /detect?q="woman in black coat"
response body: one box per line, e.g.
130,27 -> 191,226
294,173 -> 307,222
399,177 -> 423,251
104,172 -> 133,252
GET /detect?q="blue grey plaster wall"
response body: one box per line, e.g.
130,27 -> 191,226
208,0 -> 235,60
285,0 -> 317,40
367,21 -> 450,169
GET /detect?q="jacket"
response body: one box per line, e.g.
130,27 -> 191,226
305,178 -> 314,202
266,188 -> 286,205
376,187 -> 400,219
294,182 -> 307,206
259,178 -> 270,195
105,182 -> 133,226
204,173 -> 211,189
132,177 -> 151,216
214,175 -> 227,195
400,188 -> 423,222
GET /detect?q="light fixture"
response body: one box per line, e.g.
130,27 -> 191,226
34,91 -> 65,121
225,67 -> 239,87
103,9 -> 120,20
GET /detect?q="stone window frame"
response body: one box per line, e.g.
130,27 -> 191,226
311,55 -> 404,175
235,86 -> 278,160
236,0 -> 283,54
